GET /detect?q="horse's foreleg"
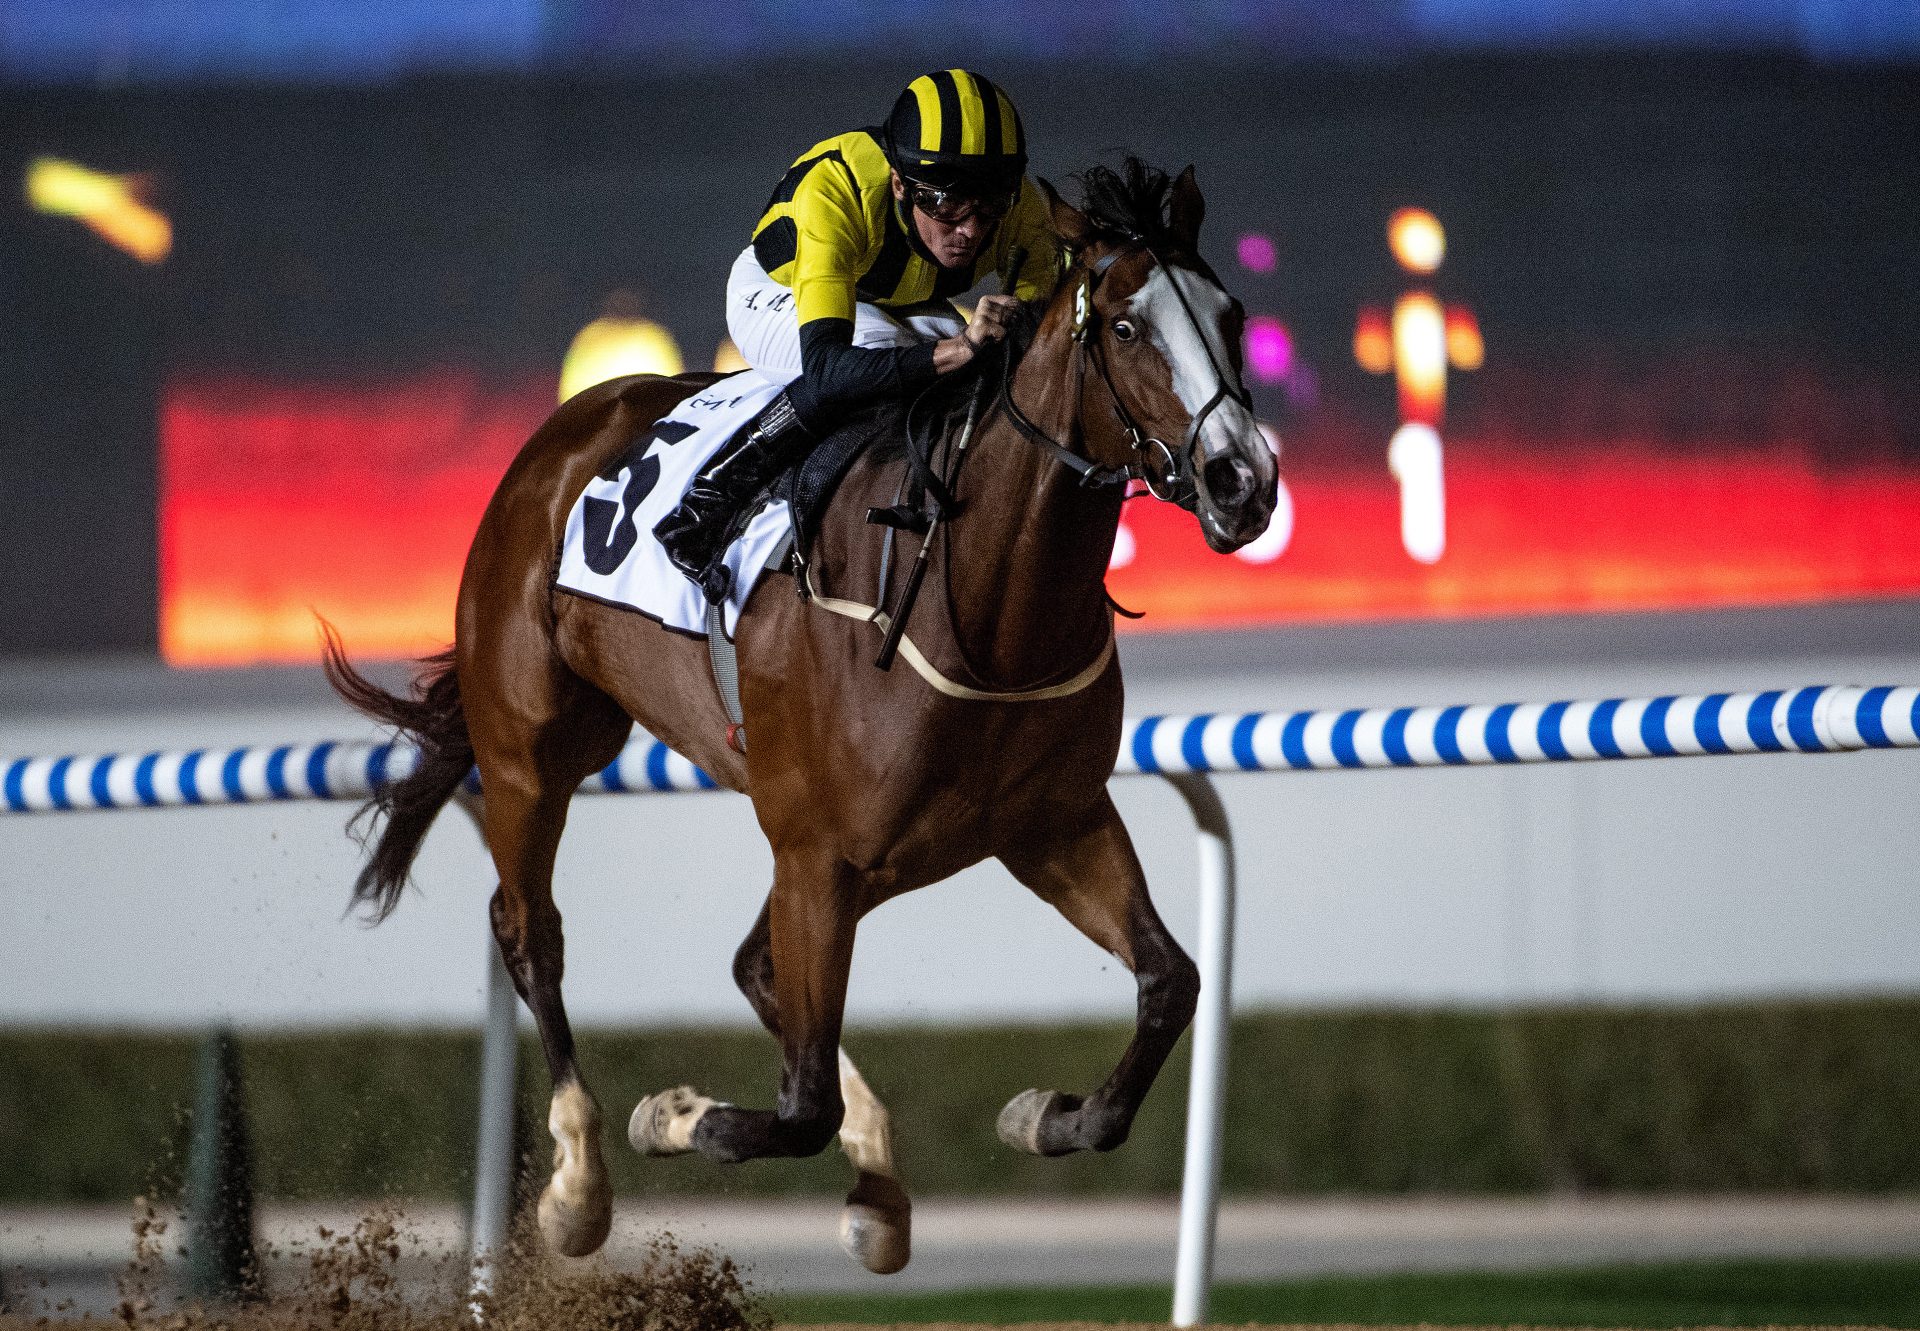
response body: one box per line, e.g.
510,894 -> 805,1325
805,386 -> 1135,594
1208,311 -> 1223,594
833,1051 -> 911,1272
631,852 -> 855,1164
483,780 -> 613,1258
997,794 -> 1200,1156
691,900 -> 909,1273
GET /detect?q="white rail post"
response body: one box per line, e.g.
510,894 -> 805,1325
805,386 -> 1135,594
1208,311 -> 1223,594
458,795 -> 520,1297
1163,772 -> 1236,1328
470,941 -> 520,1291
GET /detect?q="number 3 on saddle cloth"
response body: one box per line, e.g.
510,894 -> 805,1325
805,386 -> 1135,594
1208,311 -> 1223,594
553,371 -> 793,639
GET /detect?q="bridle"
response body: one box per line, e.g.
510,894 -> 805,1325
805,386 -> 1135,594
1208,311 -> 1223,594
1001,238 -> 1251,510
852,237 -> 1251,692
852,237 -> 1251,691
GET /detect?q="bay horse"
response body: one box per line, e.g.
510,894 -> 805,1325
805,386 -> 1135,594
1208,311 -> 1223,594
324,159 -> 1277,1275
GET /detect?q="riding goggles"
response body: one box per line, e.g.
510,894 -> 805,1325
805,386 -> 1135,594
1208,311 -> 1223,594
907,181 -> 1016,225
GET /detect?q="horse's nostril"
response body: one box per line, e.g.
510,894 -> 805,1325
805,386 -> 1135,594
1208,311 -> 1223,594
1203,455 -> 1256,509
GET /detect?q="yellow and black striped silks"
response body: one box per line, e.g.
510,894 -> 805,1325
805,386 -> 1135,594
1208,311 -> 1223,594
750,126 -> 1057,330
884,68 -> 1025,175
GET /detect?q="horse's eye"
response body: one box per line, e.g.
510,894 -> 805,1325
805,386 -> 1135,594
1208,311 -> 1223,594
1112,319 -> 1138,342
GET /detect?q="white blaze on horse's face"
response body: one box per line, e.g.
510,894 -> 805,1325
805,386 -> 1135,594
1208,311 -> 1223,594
1127,264 -> 1279,552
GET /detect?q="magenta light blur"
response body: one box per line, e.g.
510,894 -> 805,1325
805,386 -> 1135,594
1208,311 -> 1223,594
1236,232 -> 1276,273
1244,316 -> 1293,384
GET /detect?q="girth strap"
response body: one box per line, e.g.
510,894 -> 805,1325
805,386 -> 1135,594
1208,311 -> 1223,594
705,598 -> 747,751
803,563 -> 1114,703
705,526 -> 795,754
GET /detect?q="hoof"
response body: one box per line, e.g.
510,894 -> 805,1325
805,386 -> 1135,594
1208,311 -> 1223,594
997,1088 -> 1076,1156
629,1085 -> 724,1157
540,1082 -> 612,1257
537,1176 -> 612,1258
840,1174 -> 911,1275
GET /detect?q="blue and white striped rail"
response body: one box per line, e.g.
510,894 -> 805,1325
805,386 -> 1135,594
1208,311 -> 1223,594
0,735 -> 718,813
1116,683 -> 1920,776
5,684 -> 1917,815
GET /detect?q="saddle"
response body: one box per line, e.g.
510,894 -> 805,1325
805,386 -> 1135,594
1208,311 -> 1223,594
774,397 -> 914,561
706,383 -> 971,749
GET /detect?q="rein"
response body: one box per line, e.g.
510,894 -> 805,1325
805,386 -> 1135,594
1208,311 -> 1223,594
806,253 -> 1118,703
802,239 -> 1243,703
1000,241 -> 1250,508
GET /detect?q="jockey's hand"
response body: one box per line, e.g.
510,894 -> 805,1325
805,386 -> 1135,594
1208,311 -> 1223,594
934,294 -> 1022,373
966,294 -> 1022,348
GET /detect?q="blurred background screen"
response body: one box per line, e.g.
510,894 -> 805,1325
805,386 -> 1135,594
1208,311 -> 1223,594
2,2 -> 1917,663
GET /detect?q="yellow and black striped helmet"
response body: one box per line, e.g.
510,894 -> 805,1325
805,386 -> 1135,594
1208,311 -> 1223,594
883,69 -> 1026,193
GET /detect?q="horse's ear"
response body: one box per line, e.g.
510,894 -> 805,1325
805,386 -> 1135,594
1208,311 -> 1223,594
1038,177 -> 1093,247
1169,164 -> 1204,249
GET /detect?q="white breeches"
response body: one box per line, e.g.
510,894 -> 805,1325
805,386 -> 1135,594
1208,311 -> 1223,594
725,245 -> 966,382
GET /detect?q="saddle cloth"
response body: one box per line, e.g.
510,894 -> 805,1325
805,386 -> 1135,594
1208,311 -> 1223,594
554,370 -> 792,638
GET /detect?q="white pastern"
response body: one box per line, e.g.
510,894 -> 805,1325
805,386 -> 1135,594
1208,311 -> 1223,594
836,1047 -> 898,1179
628,1084 -> 725,1156
836,1049 -> 911,1274
537,1081 -> 613,1257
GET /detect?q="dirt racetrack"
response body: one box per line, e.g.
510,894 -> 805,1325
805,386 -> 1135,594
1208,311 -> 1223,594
3,1207 -> 1907,1331
11,1313 -> 1904,1321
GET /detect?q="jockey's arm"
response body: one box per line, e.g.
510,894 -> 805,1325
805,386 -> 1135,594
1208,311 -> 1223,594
780,165 -> 1058,433
785,316 -> 942,433
781,164 -> 939,432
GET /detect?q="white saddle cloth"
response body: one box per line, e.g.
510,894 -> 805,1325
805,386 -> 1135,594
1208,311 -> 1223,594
554,370 -> 794,638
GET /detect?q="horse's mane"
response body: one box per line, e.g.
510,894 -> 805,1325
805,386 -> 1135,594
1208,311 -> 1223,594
1072,157 -> 1182,252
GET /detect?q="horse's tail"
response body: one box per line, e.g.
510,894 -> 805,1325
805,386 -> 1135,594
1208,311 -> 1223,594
319,622 -> 474,924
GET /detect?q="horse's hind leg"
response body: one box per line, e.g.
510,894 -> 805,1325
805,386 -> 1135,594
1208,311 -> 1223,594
996,793 -> 1200,1156
472,683 -> 629,1257
679,900 -> 910,1273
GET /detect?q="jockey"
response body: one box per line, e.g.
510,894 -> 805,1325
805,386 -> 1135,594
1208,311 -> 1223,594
654,68 -> 1061,602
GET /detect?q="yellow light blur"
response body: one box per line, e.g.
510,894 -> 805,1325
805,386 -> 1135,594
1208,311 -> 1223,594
1388,207 -> 1445,274
1393,290 -> 1447,426
25,156 -> 172,264
1354,306 -> 1394,375
713,337 -> 749,373
1445,305 -> 1484,370
559,316 -> 685,402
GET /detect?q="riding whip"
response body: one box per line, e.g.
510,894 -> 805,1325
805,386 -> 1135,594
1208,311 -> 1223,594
876,247 -> 1025,671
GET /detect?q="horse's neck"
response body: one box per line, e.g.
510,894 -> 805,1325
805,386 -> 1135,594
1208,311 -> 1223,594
938,338 -> 1122,685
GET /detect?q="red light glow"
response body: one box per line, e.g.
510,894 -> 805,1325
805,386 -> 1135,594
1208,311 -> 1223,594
1105,444 -> 1920,629
160,372 -> 555,665
158,371 -> 1920,664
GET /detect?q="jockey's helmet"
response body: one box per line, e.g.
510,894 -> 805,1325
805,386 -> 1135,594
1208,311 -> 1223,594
883,69 -> 1027,202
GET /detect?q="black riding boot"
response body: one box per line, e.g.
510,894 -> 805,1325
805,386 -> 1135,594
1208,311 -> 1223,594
654,390 -> 812,603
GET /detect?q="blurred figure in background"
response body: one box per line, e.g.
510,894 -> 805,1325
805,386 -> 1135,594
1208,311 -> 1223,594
558,286 -> 684,402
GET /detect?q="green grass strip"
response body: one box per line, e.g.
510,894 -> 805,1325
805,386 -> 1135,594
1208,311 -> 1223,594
768,1256 -> 1920,1326
7,998 -> 1920,1203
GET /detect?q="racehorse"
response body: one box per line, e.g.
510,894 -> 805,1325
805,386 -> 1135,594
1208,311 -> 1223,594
324,158 -> 1278,1275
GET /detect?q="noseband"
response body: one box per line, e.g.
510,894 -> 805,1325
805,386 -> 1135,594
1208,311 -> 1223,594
1002,240 -> 1251,509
